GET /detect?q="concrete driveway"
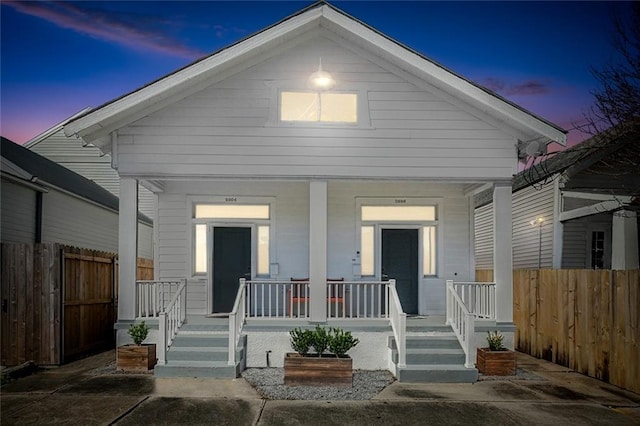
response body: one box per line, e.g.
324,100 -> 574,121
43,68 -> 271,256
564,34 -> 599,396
1,350 -> 638,425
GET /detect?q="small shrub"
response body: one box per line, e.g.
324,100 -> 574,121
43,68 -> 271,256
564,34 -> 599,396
311,325 -> 330,356
128,321 -> 149,346
290,327 -> 314,356
328,327 -> 359,357
486,330 -> 505,351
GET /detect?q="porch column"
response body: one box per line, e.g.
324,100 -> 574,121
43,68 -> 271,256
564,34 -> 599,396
118,177 -> 138,320
611,210 -> 639,270
309,181 -> 327,322
493,183 -> 513,323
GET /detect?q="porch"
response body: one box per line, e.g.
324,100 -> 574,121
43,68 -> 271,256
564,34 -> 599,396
133,278 -> 504,382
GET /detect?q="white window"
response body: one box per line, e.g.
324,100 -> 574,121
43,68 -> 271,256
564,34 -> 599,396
192,203 -> 271,276
280,91 -> 357,123
360,204 -> 438,277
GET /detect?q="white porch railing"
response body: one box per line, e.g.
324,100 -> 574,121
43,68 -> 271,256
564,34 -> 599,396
157,279 -> 187,365
388,279 -> 406,368
450,282 -> 496,319
228,278 -> 248,365
136,280 -> 184,318
446,280 -> 496,368
243,280 -> 391,319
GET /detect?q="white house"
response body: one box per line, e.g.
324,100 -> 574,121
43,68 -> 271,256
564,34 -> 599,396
63,2 -> 566,381
1,137 -> 153,258
475,126 -> 639,271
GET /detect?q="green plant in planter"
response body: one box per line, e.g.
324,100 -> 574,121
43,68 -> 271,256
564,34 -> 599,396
311,325 -> 330,356
486,330 -> 505,351
128,321 -> 150,346
328,327 -> 359,357
290,327 -> 314,356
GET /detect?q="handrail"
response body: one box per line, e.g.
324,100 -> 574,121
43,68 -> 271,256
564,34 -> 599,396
157,279 -> 187,365
446,280 -> 474,368
387,279 -> 406,368
228,278 -> 247,366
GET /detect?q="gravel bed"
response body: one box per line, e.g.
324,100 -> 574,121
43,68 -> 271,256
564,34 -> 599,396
242,368 -> 395,400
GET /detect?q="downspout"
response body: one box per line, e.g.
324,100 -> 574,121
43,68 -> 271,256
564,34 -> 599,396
35,191 -> 43,243
552,175 -> 564,269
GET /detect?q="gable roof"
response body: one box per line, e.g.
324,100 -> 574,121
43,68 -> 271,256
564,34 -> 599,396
1,137 -> 152,225
474,123 -> 640,207
64,1 -> 566,151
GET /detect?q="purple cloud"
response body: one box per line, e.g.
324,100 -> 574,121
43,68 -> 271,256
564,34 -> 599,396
481,77 -> 551,96
5,1 -> 206,59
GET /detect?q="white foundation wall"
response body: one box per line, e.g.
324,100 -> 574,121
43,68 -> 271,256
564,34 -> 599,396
245,331 -> 391,370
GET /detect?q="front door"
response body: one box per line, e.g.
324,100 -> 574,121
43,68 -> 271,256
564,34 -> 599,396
213,227 -> 251,313
382,229 -> 419,314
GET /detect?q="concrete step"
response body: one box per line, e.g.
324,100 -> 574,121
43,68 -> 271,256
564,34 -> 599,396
406,324 -> 452,333
171,334 -> 228,347
389,335 -> 460,350
154,361 -> 239,379
180,323 -> 229,332
392,348 -> 466,365
166,347 -> 229,362
396,364 -> 478,383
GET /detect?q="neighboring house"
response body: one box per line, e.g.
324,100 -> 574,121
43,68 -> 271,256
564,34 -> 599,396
24,110 -> 156,221
1,137 -> 153,258
475,126 -> 640,271
63,2 -> 567,380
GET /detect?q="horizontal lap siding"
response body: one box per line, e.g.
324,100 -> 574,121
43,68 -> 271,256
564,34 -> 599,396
41,189 -> 119,252
118,36 -> 516,180
30,129 -> 155,220
1,180 -> 37,243
512,182 -> 555,268
474,204 -> 493,269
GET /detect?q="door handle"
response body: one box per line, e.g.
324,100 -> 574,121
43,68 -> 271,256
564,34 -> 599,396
382,274 -> 389,280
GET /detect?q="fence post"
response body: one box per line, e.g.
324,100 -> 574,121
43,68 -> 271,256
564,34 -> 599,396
445,280 -> 453,325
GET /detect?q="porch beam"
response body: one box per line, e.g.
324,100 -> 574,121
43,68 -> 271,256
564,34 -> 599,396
559,200 -> 623,222
493,183 -> 513,324
118,177 -> 139,320
309,181 -> 327,322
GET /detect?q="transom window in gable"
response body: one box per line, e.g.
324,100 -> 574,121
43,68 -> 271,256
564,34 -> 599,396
280,91 -> 357,123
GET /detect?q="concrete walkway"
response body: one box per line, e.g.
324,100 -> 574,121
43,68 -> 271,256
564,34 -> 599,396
1,351 -> 639,425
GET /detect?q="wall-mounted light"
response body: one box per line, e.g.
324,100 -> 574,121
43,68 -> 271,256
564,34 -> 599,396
308,58 -> 335,90
530,216 -> 545,268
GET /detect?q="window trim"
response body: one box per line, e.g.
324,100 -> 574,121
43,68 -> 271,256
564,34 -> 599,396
266,85 -> 372,129
187,196 -> 275,279
356,197 -> 442,278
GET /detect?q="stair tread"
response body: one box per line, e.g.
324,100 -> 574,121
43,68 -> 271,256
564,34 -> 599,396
399,364 -> 476,370
159,360 -> 232,367
405,348 -> 464,354
168,346 -> 227,352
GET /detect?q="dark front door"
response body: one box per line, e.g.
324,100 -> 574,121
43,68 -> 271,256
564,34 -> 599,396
213,227 -> 251,313
382,229 -> 419,314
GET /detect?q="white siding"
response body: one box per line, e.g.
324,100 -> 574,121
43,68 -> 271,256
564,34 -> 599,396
1,179 -> 37,243
41,189 -> 119,253
137,222 -> 153,259
29,129 -> 156,220
474,203 -> 493,269
512,182 -> 555,268
117,35 -> 517,181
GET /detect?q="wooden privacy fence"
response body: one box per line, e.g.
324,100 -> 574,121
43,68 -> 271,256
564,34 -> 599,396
477,268 -> 639,394
1,243 -> 153,366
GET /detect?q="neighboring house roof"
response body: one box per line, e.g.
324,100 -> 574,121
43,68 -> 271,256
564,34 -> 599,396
64,1 -> 566,151
24,107 -> 93,148
1,137 -> 152,225
475,124 -> 640,208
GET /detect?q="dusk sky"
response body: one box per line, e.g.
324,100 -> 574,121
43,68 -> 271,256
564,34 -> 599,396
0,1 -> 631,147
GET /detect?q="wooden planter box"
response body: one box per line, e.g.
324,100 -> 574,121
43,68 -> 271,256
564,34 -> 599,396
117,344 -> 157,372
284,353 -> 353,387
476,347 -> 516,376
